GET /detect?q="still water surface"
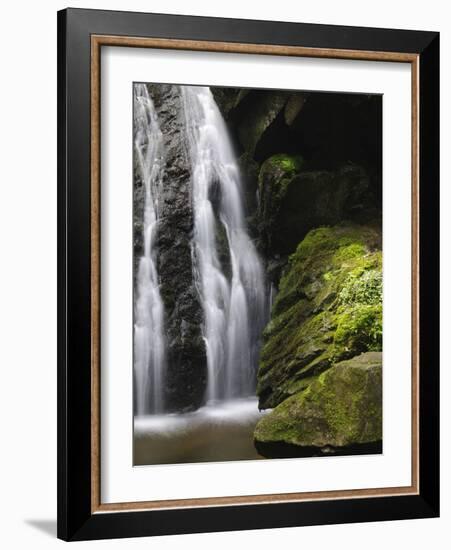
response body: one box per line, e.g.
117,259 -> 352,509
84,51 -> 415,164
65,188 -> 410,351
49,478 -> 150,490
134,398 -> 268,465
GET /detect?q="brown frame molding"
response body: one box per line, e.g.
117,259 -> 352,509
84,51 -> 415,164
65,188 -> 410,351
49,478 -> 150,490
90,34 -> 420,515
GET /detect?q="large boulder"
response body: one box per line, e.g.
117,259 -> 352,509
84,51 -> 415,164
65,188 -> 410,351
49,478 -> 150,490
254,352 -> 382,457
257,224 -> 382,409
258,155 -> 380,256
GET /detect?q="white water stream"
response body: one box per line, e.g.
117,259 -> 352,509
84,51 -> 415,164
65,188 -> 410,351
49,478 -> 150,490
133,84 -> 166,415
182,86 -> 266,403
134,84 -> 267,426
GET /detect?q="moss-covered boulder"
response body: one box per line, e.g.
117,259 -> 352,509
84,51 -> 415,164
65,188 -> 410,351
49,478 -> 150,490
258,159 -> 379,256
257,224 -> 382,409
258,153 -> 304,252
255,352 -> 382,457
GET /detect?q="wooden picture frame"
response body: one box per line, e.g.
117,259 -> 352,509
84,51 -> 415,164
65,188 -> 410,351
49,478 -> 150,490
57,7 -> 439,541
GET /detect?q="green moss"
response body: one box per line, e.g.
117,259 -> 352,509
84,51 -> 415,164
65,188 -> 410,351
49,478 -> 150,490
333,304 -> 382,360
258,154 -> 305,214
261,153 -> 304,176
257,153 -> 306,254
255,352 -> 382,448
257,224 -> 382,410
333,242 -> 366,263
285,375 -> 318,396
338,267 -> 382,306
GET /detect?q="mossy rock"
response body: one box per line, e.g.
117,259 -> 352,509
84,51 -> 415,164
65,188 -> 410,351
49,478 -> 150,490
257,224 -> 382,409
254,352 -> 382,456
260,153 -> 305,176
257,153 -> 305,252
258,161 -> 378,256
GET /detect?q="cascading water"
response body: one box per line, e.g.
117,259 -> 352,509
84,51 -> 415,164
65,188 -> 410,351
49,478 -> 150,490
181,86 -> 266,403
133,83 -> 166,415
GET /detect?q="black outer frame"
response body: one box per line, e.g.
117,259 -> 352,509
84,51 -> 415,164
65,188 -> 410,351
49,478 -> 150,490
57,7 -> 439,542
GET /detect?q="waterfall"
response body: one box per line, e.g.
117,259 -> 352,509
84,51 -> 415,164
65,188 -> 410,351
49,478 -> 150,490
182,86 -> 266,403
133,84 -> 166,415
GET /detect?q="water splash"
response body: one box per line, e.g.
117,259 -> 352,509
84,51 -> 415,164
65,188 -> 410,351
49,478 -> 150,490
181,86 -> 266,403
133,84 -> 166,415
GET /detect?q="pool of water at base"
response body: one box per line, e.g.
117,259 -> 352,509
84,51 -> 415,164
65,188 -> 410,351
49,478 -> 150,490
133,397 -> 269,465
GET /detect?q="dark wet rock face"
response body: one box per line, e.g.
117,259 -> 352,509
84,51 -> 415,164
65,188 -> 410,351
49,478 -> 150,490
145,84 -> 207,412
133,157 -> 145,281
212,88 -> 381,265
258,158 -> 380,256
211,88 -> 250,118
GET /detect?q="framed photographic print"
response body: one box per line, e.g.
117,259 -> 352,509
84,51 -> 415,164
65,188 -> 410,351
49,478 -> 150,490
57,8 -> 439,541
